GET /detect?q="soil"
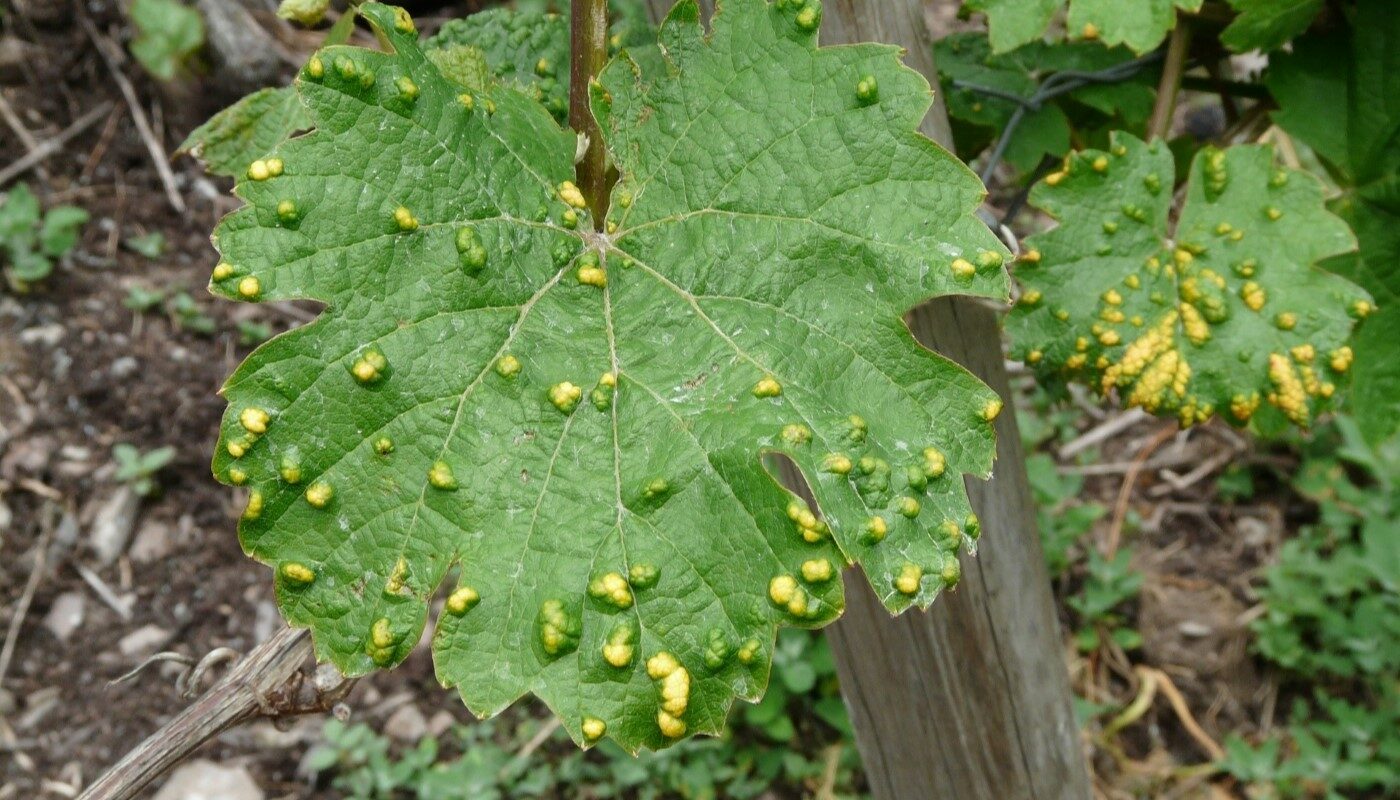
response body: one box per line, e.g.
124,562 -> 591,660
0,2 -> 1308,798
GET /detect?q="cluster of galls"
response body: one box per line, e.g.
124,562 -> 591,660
779,408 -> 983,604
1018,141 -> 1360,429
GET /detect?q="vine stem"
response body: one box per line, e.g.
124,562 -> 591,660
1147,20 -> 1192,140
571,0 -> 610,225
77,627 -> 353,800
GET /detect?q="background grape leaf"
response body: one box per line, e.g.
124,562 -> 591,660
1268,0 -> 1400,442
1006,132 -> 1368,429
1220,0 -> 1322,53
178,87 -> 312,178
936,33 -> 1156,173
964,0 -> 1202,54
210,0 -> 1006,753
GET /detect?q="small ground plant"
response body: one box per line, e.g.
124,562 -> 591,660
0,183 -> 87,292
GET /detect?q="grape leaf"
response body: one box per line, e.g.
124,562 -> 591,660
209,0 -> 1006,752
178,87 -> 312,178
426,9 -> 570,121
966,0 -> 1202,54
1268,0 -> 1399,441
962,0 -> 1058,54
1006,132 -> 1368,429
1220,0 -> 1322,52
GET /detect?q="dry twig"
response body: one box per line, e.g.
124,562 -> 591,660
1105,425 -> 1179,557
0,102 -> 112,188
77,16 -> 186,213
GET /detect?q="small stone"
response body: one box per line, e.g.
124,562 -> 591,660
89,486 -> 141,566
153,760 -> 264,800
383,704 -> 428,741
129,520 -> 176,563
42,591 -> 85,642
118,624 -> 173,658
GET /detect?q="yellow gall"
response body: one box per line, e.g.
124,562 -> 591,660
781,423 -> 812,445
247,160 -> 271,181
1266,207 -> 1283,221
895,563 -> 923,596
393,206 -> 419,232
428,460 -> 458,490
237,276 -> 262,299
557,181 -> 587,209
1081,22 -> 1100,39
495,354 -> 521,378
445,586 -> 479,614
752,376 -> 782,398
981,396 -> 1003,421
1026,349 -> 1043,364
307,56 -> 324,79
1098,330 -> 1121,347
1102,289 -> 1123,306
239,407 -> 270,435
549,382 -> 582,413
1091,156 -> 1109,173
768,575 -> 798,607
657,711 -> 686,738
821,453 -> 853,474
227,438 -> 249,458
950,258 -> 976,280
1275,312 -> 1298,331
279,561 -> 314,584
582,717 -> 606,742
577,266 -> 606,287
1044,171 -> 1067,186
1020,248 -> 1041,263
922,446 -> 947,478
212,262 -> 234,281
1291,344 -> 1316,363
243,490 -> 264,520
1353,300 -> 1374,318
865,516 -> 888,542
1329,346 -> 1353,373
228,467 -> 248,485
1241,282 -> 1266,311
305,480 -> 333,509
801,558 -> 834,583
1019,289 -> 1042,306
897,496 -> 921,518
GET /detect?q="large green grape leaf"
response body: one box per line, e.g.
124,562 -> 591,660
1220,0 -> 1322,53
1006,132 -> 1368,429
209,0 -> 1006,753
965,0 -> 1202,54
178,87 -> 312,179
1268,0 -> 1400,441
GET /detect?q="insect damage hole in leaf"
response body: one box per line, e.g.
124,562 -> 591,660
208,0 -> 1006,753
1007,132 -> 1370,430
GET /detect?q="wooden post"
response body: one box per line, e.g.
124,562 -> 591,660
640,2 -> 1090,797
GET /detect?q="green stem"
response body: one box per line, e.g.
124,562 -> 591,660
571,0 -> 610,226
1148,21 -> 1192,140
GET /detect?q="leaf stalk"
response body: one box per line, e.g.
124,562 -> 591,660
571,0 -> 611,225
